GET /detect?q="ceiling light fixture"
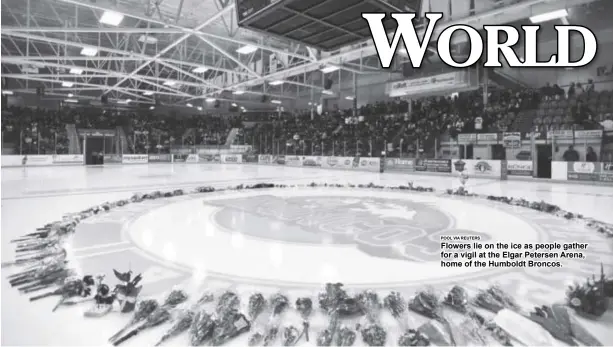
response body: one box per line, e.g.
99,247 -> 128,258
143,91 -> 154,96
529,9 -> 568,23
320,65 -> 339,73
236,45 -> 257,54
80,47 -> 98,57
186,103 -> 193,107
271,100 -> 282,104
192,66 -> 208,73
163,80 -> 177,86
64,98 -> 78,103
205,97 -> 216,102
322,90 -> 334,95
149,106 -> 155,110
138,35 -> 158,44
67,93 -> 74,97
100,11 -> 124,26
69,68 -> 83,75
61,81 -> 74,87
269,80 -> 284,86
2,90 -> 14,95
345,96 -> 355,100
232,90 -> 245,95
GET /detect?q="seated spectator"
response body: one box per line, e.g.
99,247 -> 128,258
563,145 -> 579,162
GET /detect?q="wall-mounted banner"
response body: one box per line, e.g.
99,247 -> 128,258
567,161 -> 613,182
574,130 -> 603,139
52,154 -> 84,164
457,133 -> 477,143
172,154 -> 188,162
285,156 -> 303,167
452,159 -> 502,178
414,159 -> 451,173
503,132 -> 522,147
220,154 -> 242,163
78,129 -> 116,137
547,130 -> 573,140
301,156 -> 322,167
122,154 -> 148,164
198,154 -> 217,162
506,160 -> 533,176
386,71 -> 471,97
385,158 -> 415,172
147,154 -> 171,163
477,133 -> 498,142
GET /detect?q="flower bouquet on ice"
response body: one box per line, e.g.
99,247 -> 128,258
566,265 -> 609,318
155,309 -> 195,346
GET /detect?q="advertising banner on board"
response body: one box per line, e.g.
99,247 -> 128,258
285,156 -> 303,167
301,156 -> 322,167
506,160 -> 533,176
452,159 -> 502,178
52,154 -> 84,164
567,162 -> 613,183
103,154 -> 122,164
147,154 -> 172,163
220,154 -> 242,163
358,157 -> 381,172
385,158 -> 415,172
321,156 -> 359,170
414,159 -> 451,173
258,154 -> 273,164
243,154 -> 258,163
122,154 -> 148,164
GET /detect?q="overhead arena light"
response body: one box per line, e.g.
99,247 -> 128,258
205,97 -> 216,102
138,35 -> 158,44
271,100 -> 282,104
345,96 -> 355,100
2,90 -> 14,95
232,90 -> 245,95
61,81 -> 74,87
197,106 -> 203,111
64,98 -> 78,103
529,9 -> 568,23
236,45 -> 257,54
149,106 -> 155,110
163,80 -> 177,86
192,66 -> 208,73
231,102 -> 237,107
320,65 -> 339,73
69,68 -> 83,75
80,46 -> 98,56
322,90 -> 334,95
186,103 -> 193,107
67,93 -> 74,97
100,11 -> 124,26
117,99 -> 132,104
143,91 -> 154,96
269,80 -> 284,86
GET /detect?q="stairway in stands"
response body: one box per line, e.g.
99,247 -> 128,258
66,124 -> 81,154
225,128 -> 240,146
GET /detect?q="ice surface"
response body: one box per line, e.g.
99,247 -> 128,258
2,164 -> 613,345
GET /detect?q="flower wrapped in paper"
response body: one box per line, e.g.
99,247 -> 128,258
155,309 -> 195,346
295,297 -> 313,319
383,291 -> 406,318
566,265 -> 609,318
446,316 -> 488,346
408,288 -> 441,319
467,310 -> 512,346
112,269 -> 143,313
29,274 -> 95,312
316,328 -> 333,346
443,285 -> 469,313
529,304 -> 603,346
249,293 -> 289,346
112,306 -> 171,346
162,289 -> 189,308
282,325 -> 300,346
335,326 -> 357,346
109,299 -> 159,343
417,320 -> 453,346
197,290 -> 215,305
474,285 -> 518,313
318,282 -> 349,313
356,290 -> 382,322
216,291 -> 240,315
211,308 -> 251,346
248,293 -> 267,320
397,329 -> 430,346
360,323 -> 387,346
189,310 -> 216,346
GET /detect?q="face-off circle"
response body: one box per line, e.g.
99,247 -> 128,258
72,187 -> 612,306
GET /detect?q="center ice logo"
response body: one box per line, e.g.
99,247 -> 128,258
210,195 -> 489,262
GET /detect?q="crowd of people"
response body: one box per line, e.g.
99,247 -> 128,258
2,78 -> 611,157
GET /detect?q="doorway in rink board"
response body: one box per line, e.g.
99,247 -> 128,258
82,130 -> 116,165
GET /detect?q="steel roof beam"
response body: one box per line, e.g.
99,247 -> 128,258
102,5 -> 233,95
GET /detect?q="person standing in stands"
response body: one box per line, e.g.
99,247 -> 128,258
586,146 -> 598,162
563,145 -> 580,162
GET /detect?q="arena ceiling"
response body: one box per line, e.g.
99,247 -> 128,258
0,0 -> 606,109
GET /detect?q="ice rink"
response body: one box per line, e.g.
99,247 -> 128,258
2,164 -> 613,346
